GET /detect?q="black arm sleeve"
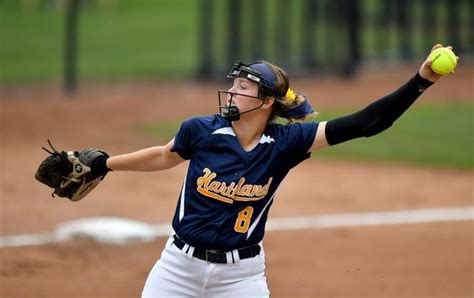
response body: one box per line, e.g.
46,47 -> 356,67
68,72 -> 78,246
325,72 -> 434,146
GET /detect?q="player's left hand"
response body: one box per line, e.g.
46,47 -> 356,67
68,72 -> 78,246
419,44 -> 458,83
35,140 -> 109,201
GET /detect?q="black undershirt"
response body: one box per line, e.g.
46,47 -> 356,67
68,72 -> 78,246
325,72 -> 434,146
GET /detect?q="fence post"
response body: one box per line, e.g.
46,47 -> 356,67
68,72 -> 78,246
446,0 -> 461,50
275,0 -> 291,66
63,0 -> 80,96
251,0 -> 265,61
469,0 -> 474,52
375,0 -> 394,57
345,0 -> 360,75
227,0 -> 241,67
395,0 -> 411,60
198,0 -> 213,78
301,0 -> 317,70
421,0 -> 437,52
322,0 -> 337,68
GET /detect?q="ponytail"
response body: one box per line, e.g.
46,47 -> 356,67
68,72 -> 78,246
260,61 -> 318,124
274,88 -> 318,124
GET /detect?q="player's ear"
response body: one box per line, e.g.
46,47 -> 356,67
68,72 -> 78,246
262,96 -> 274,109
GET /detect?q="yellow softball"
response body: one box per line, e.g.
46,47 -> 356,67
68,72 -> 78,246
428,47 -> 458,75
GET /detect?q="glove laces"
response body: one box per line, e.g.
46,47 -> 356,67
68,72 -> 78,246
41,139 -> 59,155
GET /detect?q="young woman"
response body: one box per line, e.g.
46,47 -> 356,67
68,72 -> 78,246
88,44 -> 455,297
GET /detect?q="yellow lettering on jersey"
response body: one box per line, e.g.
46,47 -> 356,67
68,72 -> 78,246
208,181 -> 221,192
197,188 -> 234,204
222,182 -> 236,197
234,178 -> 273,201
196,168 -> 273,204
240,184 -> 252,196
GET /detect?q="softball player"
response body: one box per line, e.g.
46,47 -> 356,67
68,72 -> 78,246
89,44 -> 453,297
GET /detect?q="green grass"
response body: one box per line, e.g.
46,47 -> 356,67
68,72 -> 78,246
314,103 -> 473,169
0,8 -> 64,82
138,103 -> 473,170
77,0 -> 198,79
0,0 -> 199,82
1,0 -> 470,83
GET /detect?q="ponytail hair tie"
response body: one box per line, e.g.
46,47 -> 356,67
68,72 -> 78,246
277,93 -> 316,119
285,88 -> 296,101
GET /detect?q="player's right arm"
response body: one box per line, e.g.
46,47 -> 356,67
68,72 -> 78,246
310,44 -> 455,151
106,139 -> 185,172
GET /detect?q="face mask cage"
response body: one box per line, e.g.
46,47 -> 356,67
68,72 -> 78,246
217,90 -> 265,122
217,61 -> 276,121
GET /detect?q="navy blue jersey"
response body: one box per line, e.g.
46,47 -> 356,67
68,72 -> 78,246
171,115 -> 318,251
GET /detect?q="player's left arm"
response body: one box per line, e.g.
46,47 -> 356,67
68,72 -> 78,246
310,44 -> 457,151
106,139 -> 185,172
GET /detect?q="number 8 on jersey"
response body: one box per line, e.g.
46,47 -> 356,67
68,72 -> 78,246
234,206 -> 254,233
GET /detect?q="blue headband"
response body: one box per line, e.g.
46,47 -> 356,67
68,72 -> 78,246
249,63 -> 279,96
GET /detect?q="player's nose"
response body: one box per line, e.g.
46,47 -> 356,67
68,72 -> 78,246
228,84 -> 237,93
226,93 -> 234,104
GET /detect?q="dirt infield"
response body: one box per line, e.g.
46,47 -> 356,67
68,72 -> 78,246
1,66 -> 473,297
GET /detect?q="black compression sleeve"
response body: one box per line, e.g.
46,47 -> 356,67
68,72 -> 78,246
325,72 -> 433,146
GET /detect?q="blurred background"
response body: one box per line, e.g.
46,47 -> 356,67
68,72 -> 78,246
0,1 -> 473,297
1,0 -> 472,167
1,0 -> 472,87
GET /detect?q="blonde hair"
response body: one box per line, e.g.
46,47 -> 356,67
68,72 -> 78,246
260,61 -> 318,124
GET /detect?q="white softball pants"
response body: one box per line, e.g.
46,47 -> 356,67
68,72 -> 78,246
141,235 -> 269,298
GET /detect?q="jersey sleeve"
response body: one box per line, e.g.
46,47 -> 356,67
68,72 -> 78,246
171,118 -> 197,160
280,122 -> 318,169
